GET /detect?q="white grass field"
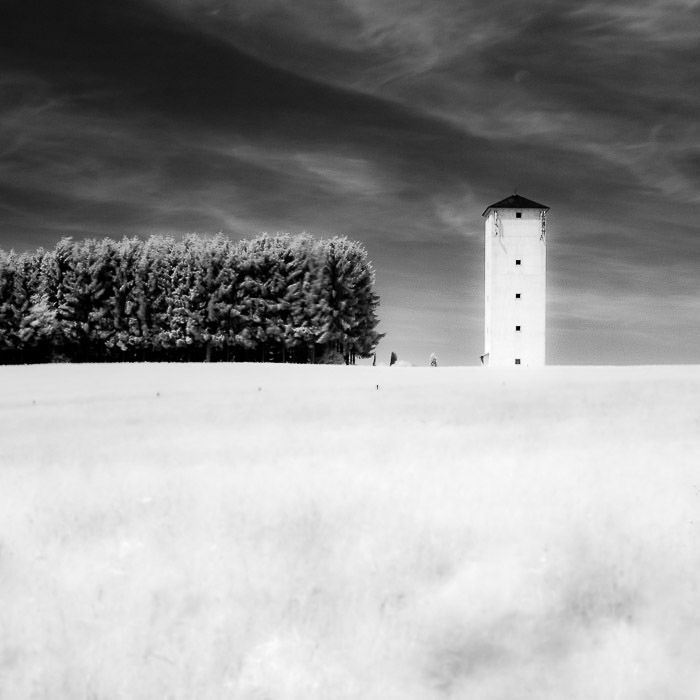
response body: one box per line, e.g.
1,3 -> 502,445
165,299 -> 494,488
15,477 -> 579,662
2,363 -> 700,699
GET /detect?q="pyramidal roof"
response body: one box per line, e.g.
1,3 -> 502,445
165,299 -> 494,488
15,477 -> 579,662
482,194 -> 549,217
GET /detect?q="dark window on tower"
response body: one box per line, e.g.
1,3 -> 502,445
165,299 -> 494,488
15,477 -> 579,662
516,212 -> 522,218
515,359 -> 521,365
515,293 -> 521,299
515,325 -> 521,331
515,259 -> 521,265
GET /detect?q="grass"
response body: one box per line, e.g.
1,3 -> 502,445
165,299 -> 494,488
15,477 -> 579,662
1,363 -> 700,698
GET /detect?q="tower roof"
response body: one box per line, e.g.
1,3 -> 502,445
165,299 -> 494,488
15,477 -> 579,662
482,194 -> 549,217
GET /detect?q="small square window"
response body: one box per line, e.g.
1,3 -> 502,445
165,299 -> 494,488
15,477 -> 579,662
515,293 -> 521,299
515,325 -> 521,331
515,359 -> 521,365
515,212 -> 522,219
515,259 -> 521,265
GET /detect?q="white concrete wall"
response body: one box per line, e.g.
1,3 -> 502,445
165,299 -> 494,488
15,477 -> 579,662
484,208 -> 546,366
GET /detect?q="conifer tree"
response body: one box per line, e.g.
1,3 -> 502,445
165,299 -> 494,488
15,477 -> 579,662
0,250 -> 32,362
285,235 -> 320,363
102,237 -> 143,358
142,236 -> 176,358
0,232 -> 384,364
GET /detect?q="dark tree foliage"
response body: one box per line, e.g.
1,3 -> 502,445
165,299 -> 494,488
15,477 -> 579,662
0,234 -> 383,364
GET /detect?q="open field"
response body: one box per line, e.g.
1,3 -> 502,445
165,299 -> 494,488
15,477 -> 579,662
2,363 -> 700,699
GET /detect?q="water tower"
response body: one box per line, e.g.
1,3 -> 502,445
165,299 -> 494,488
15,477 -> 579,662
482,194 -> 549,367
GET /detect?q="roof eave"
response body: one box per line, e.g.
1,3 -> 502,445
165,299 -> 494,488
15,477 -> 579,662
481,204 -> 550,217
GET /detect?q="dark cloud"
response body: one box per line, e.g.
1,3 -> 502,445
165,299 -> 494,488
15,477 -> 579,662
1,0 -> 699,363
674,151 -> 700,186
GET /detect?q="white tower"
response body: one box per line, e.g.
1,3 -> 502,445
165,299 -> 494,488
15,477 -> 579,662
482,194 -> 549,367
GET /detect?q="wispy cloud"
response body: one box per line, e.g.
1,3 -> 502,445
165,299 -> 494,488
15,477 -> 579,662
163,0 -> 700,203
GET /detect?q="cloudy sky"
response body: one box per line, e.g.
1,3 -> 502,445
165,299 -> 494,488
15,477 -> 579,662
2,0 -> 699,365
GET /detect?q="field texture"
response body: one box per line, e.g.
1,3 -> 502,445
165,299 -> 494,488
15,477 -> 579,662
2,364 -> 700,699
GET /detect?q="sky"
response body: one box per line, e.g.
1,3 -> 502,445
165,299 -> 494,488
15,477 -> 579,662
1,0 -> 699,365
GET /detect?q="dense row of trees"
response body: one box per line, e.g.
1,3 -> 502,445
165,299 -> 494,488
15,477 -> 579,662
0,234 -> 383,364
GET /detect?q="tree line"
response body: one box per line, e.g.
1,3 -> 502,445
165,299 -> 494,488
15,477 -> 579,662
0,233 -> 384,364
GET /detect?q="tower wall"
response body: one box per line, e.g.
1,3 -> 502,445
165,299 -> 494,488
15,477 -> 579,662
484,208 -> 546,366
